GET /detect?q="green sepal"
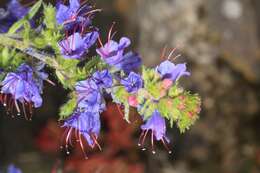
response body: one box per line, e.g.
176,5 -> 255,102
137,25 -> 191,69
168,82 -> 183,98
111,86 -> 129,104
138,99 -> 157,120
43,4 -> 57,30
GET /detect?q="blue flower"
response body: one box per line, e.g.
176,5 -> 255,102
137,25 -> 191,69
96,37 -> 130,61
121,72 -> 143,93
117,51 -> 142,73
62,111 -> 101,157
139,110 -> 171,154
0,0 -> 28,33
1,64 -> 42,108
56,0 -> 94,30
92,69 -> 113,89
156,60 -> 190,81
75,79 -> 105,113
7,164 -> 22,173
0,63 -> 47,119
96,37 -> 141,72
59,32 -> 98,59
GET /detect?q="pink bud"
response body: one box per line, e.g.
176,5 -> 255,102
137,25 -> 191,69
128,95 -> 138,107
162,79 -> 173,90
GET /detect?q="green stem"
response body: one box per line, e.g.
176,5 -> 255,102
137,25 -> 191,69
0,33 -> 57,68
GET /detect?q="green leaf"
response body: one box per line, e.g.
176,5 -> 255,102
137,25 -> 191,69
138,99 -> 157,120
59,94 -> 77,120
8,0 -> 42,34
43,4 -> 57,29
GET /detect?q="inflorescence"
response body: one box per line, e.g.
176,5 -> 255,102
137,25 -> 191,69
0,0 -> 201,158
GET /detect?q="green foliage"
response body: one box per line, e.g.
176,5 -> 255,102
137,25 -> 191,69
8,0 -> 43,34
162,91 -> 201,133
142,67 -> 162,99
43,4 -> 57,30
0,47 -> 24,70
59,93 -> 77,120
111,86 -> 132,122
111,86 -> 129,104
138,99 -> 157,119
33,3 -> 62,50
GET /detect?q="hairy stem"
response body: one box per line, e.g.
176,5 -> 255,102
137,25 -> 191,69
0,33 -> 57,68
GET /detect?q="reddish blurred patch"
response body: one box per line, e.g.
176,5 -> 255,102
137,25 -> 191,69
35,119 -> 62,153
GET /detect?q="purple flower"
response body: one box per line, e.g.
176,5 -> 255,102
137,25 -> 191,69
62,111 -> 101,157
0,0 -> 28,33
0,63 -> 48,119
92,69 -> 113,89
7,164 -> 22,173
75,79 -> 105,112
59,32 -> 98,59
117,51 -> 142,73
96,37 -> 130,61
7,0 -> 28,19
56,0 -> 94,30
121,72 -> 143,93
1,64 -> 42,108
139,110 -> 171,154
96,37 -> 141,72
156,60 -> 190,81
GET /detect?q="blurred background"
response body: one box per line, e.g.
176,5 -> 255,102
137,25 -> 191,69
0,0 -> 260,172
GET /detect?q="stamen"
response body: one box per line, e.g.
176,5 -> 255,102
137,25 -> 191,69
14,100 -> 20,115
138,131 -> 145,146
22,102 -> 28,120
160,45 -> 168,60
79,132 -> 88,159
151,131 -> 156,154
83,9 -> 102,17
167,47 -> 177,60
45,79 -> 56,86
172,54 -> 181,61
98,36 -> 103,47
141,130 -> 149,147
161,137 -> 172,154
91,133 -> 102,151
108,22 -> 116,42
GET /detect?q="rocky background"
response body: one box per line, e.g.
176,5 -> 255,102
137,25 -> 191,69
0,0 -> 260,173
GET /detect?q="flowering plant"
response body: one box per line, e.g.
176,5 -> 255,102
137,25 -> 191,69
0,0 -> 201,160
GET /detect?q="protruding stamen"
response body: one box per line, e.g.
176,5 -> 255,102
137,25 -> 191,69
172,54 -> 181,61
141,130 -> 149,146
98,36 -> 103,47
79,132 -> 88,159
108,22 -> 116,42
91,133 -> 102,151
83,9 -> 102,17
14,100 -> 20,115
138,131 -> 145,146
151,131 -> 155,154
160,45 -> 168,60
167,47 -> 177,60
161,137 -> 172,154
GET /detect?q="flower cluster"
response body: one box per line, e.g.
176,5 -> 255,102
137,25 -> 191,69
0,63 -> 48,120
62,69 -> 112,157
0,0 -> 201,158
